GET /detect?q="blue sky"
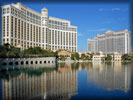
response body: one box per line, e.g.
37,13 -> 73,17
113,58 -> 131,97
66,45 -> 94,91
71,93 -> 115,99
1,2 -> 130,51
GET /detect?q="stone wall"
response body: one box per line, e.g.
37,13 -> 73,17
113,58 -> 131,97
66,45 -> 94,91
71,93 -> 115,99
0,57 -> 56,70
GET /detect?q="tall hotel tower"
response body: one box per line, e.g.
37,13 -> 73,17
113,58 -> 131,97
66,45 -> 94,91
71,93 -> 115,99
88,30 -> 131,54
1,2 -> 77,52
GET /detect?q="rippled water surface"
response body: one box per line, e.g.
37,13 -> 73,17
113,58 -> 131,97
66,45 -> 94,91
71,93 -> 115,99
0,62 -> 133,100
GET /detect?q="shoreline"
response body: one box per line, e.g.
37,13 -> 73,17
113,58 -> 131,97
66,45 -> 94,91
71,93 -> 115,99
57,60 -> 132,63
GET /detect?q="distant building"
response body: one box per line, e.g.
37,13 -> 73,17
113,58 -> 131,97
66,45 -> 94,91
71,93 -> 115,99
78,52 -> 88,58
1,2 -> 77,52
58,50 -> 71,57
92,52 -> 105,61
113,52 -> 122,61
87,39 -> 95,53
88,30 -> 131,54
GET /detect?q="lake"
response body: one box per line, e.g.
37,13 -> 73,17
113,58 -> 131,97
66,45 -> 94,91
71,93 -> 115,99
0,62 -> 133,100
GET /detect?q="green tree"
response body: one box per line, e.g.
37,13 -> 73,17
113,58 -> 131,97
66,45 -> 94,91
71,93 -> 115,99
0,43 -> 20,58
105,54 -> 112,61
71,52 -> 79,60
59,55 -> 66,61
122,54 -> 131,61
81,53 -> 86,60
0,44 -> 58,58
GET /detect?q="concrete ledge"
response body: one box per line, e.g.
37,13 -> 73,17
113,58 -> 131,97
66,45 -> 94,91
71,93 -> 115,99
0,57 -> 56,70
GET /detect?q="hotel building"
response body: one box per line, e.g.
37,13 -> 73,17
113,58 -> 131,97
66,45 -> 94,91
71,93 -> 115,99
1,2 -> 77,52
88,30 -> 131,54
87,39 -> 95,53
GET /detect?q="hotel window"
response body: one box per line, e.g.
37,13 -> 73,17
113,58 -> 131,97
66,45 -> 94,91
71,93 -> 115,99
49,20 -> 51,23
49,30 -> 51,44
21,13 -> 23,19
7,8 -> 9,13
35,19 -> 38,24
7,38 -> 9,42
33,14 -> 35,18
27,42 -> 29,48
7,16 -> 9,37
30,12 -> 32,17
30,18 -> 32,23
58,31 -> 60,45
27,16 -> 29,21
33,25 -> 35,42
36,26 -> 38,42
36,15 -> 38,19
24,22 -> 26,40
15,18 -> 17,38
3,8 -> 6,11
52,30 -> 54,44
55,31 -> 57,44
39,16 -> 41,20
10,39 -> 13,45
63,32 -> 65,45
61,32 -> 62,45
66,32 -> 68,45
2,8 -> 6,14
75,34 -> 76,46
18,40 -> 20,45
15,10 -> 17,16
15,39 -> 17,46
11,8 -> 14,14
52,20 -> 54,24
21,21 -> 23,39
27,23 -> 29,40
18,20 -> 20,39
72,33 -> 73,46
69,32 -> 71,45
42,28 -> 44,43
27,11 -> 29,16
46,28 -> 48,43
33,19 -> 35,24
18,12 -> 20,18
39,27 -> 41,43
30,43 -> 32,47
3,16 -> 5,37
11,16 -> 13,37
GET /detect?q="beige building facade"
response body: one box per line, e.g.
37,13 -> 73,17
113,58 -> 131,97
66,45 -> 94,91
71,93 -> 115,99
88,30 -> 131,54
1,2 -> 77,52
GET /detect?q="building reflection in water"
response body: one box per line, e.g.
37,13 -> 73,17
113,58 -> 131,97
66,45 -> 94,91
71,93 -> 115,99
1,62 -> 132,100
1,64 -> 78,100
87,62 -> 131,92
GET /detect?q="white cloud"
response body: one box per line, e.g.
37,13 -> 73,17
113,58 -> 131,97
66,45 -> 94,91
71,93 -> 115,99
99,8 -> 104,11
88,28 -> 107,32
98,8 -> 121,12
112,8 -> 120,11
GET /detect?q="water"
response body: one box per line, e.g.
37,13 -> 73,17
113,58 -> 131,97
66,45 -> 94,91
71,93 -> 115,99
0,62 -> 133,100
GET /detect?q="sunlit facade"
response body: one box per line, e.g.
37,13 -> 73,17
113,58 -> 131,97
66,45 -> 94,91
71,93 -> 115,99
1,2 -> 77,52
88,30 -> 131,54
